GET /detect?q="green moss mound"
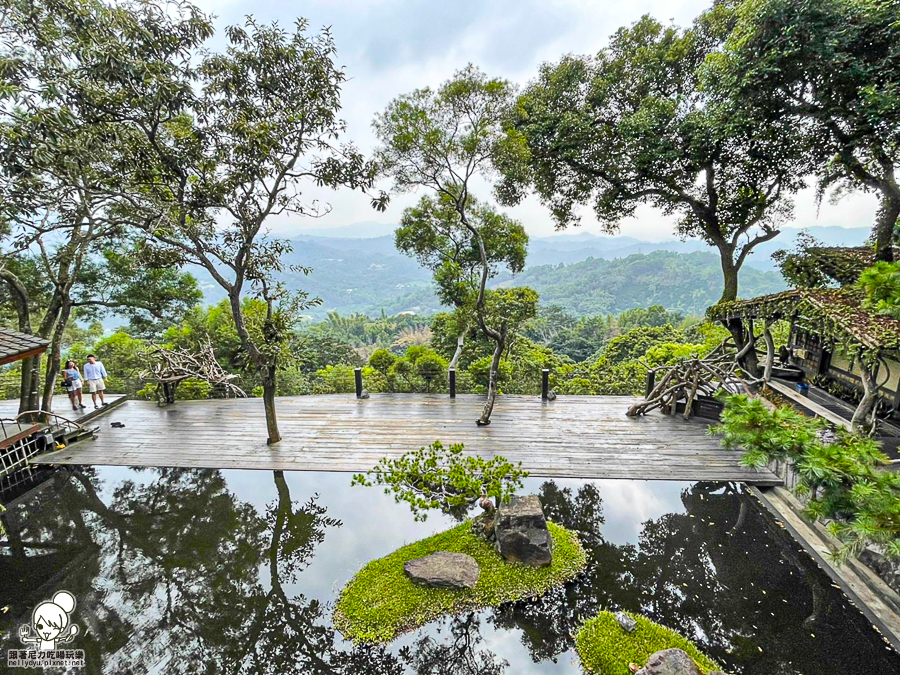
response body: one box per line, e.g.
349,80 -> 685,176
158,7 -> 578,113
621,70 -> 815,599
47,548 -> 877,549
575,611 -> 721,674
334,520 -> 587,643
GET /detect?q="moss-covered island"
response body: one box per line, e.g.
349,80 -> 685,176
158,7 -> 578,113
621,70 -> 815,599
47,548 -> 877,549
575,611 -> 721,674
334,520 -> 586,643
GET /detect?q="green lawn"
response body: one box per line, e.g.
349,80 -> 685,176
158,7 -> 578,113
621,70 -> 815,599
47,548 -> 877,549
334,520 -> 586,643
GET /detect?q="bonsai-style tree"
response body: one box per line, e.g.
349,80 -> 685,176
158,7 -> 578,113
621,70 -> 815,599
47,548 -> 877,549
351,440 -> 528,522
496,11 -> 809,305
716,0 -> 900,262
395,193 -> 528,371
375,66 -> 532,424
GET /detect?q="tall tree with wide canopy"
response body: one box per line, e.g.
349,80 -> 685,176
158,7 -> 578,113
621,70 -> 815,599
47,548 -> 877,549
0,0 -> 202,414
713,0 -> 900,262
496,10 -> 809,304
394,193 -> 528,370
52,1 -> 386,442
375,65 -> 533,425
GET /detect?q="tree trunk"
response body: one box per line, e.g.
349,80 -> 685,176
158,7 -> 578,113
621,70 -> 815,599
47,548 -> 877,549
719,256 -> 739,303
0,268 -> 39,414
477,324 -> 507,426
449,323 -> 467,370
41,301 -> 73,415
725,317 -> 761,378
262,364 -> 281,444
873,191 -> 899,263
762,322 -> 775,382
851,360 -> 879,432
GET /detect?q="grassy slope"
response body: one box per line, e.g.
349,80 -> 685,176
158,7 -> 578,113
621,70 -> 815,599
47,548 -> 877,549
334,520 -> 587,643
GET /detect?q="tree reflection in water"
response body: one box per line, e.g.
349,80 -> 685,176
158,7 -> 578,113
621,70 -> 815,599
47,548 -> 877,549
0,468 -> 402,675
493,480 -> 898,674
1,470 -> 898,675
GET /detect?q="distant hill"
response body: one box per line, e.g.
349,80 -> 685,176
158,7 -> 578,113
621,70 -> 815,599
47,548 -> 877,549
494,250 -> 787,316
193,225 -> 868,318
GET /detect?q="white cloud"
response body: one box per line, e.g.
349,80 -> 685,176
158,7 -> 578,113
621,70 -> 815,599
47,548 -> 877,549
193,0 -> 880,242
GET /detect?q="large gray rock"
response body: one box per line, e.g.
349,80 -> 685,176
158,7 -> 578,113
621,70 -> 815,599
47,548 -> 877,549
494,494 -> 552,566
635,649 -> 702,675
404,552 -> 480,589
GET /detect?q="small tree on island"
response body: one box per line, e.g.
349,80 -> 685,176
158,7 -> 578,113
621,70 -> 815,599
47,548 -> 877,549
375,66 -> 534,424
351,440 -> 528,522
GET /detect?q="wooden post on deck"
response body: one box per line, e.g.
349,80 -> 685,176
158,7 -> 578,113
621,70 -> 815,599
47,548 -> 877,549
541,369 -> 550,401
354,367 -> 363,399
449,368 -> 456,398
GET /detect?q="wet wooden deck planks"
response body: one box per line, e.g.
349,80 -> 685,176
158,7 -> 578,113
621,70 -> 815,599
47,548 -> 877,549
32,394 -> 781,484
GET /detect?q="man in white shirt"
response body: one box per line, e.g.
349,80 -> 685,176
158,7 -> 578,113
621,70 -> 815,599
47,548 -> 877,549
83,354 -> 109,409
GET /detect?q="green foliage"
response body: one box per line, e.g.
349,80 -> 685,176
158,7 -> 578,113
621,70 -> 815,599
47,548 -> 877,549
414,353 -> 446,391
718,0 -> 900,260
498,10 -> 809,302
858,261 -> 900,320
351,441 -> 528,521
467,356 -> 513,392
713,394 -> 900,560
176,378 -> 211,400
333,520 -> 586,643
396,194 -> 528,308
368,349 -> 397,374
574,611 -> 720,675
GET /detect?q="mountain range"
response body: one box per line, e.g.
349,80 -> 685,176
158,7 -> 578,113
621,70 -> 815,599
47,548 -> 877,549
195,225 -> 871,318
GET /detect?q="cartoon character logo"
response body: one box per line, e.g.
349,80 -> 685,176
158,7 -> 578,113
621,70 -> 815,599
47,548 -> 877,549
18,591 -> 80,651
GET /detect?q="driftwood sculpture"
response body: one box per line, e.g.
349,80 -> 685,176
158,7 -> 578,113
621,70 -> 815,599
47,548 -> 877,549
627,338 -> 761,419
140,339 -> 246,405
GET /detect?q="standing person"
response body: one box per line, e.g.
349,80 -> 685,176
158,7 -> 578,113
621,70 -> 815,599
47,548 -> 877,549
62,360 -> 86,412
83,354 -> 108,409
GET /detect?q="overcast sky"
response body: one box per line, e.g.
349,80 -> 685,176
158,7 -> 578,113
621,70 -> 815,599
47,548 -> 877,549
194,0 -> 878,241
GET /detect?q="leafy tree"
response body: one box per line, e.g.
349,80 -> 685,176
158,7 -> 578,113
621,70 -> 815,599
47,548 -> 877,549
374,65 -> 531,425
368,348 -> 397,375
716,0 -> 900,262
0,0 -> 202,414
415,352 -> 446,392
395,193 -> 527,369
351,440 -> 528,521
115,16 -> 385,443
497,10 -> 809,305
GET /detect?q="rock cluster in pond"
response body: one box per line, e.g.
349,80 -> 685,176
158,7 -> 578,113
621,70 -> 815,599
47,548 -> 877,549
493,494 -> 553,566
404,551 -> 480,589
634,649 -> 702,675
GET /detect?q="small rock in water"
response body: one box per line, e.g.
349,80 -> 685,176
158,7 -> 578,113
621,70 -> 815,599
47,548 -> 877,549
546,389 -> 557,401
635,649 -> 702,675
494,494 -> 552,566
614,611 -> 637,632
359,389 -> 370,399
404,551 -> 480,590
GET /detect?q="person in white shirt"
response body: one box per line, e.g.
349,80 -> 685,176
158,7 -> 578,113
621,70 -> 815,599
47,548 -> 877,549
83,354 -> 109,409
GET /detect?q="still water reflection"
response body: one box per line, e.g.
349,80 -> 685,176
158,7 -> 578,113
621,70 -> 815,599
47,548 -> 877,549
0,467 -> 897,674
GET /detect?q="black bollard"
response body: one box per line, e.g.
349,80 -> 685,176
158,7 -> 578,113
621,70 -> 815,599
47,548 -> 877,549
354,367 -> 363,399
449,368 -> 456,398
541,368 -> 550,401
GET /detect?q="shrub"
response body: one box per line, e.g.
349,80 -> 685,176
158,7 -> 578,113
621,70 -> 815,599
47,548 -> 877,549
574,611 -> 720,675
414,353 -> 446,392
368,348 -> 397,374
713,394 -> 900,560
858,261 -> 900,320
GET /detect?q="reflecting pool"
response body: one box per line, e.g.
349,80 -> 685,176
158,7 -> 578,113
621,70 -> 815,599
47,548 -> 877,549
1,467 -> 897,674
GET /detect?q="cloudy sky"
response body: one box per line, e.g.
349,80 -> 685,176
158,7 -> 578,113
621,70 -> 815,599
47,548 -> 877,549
194,0 -> 878,241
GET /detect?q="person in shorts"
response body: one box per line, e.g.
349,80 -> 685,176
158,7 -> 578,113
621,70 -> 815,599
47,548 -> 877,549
83,354 -> 109,409
63,360 -> 86,411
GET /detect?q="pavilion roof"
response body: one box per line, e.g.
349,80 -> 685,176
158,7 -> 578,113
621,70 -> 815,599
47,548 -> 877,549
710,288 -> 900,352
0,327 -> 50,366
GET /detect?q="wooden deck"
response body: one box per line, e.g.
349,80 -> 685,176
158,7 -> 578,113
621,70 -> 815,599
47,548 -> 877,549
32,394 -> 781,484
